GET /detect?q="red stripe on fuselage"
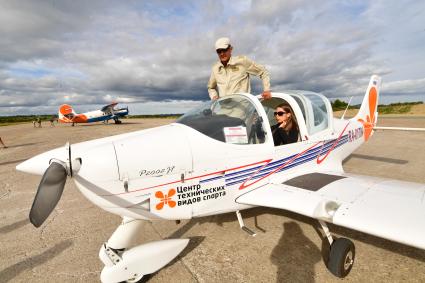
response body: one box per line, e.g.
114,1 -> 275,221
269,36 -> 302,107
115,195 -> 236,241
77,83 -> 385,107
238,141 -> 321,190
316,122 -> 350,164
102,159 -> 272,196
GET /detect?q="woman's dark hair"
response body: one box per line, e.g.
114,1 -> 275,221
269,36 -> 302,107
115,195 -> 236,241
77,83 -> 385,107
276,103 -> 298,130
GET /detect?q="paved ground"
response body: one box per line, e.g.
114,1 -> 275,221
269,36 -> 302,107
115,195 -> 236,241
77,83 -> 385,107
0,117 -> 424,283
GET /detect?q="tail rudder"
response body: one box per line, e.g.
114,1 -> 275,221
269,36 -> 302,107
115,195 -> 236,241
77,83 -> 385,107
58,104 -> 76,123
353,75 -> 382,141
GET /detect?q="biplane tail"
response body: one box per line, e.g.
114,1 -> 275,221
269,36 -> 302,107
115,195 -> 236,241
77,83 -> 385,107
58,104 -> 77,123
352,75 -> 382,141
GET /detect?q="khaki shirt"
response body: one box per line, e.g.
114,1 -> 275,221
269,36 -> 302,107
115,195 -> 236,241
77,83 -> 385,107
207,55 -> 271,99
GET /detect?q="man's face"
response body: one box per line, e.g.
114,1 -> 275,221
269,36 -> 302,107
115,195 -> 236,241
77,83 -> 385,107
216,46 -> 232,63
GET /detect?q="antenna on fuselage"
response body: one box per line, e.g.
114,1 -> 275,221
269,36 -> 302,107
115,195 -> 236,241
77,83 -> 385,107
340,96 -> 353,120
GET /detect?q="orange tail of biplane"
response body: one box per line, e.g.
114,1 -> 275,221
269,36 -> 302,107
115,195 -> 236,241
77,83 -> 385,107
58,104 -> 77,123
353,75 -> 382,141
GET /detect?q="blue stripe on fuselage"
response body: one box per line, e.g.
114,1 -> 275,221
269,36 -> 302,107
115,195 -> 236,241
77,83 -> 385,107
200,134 -> 349,186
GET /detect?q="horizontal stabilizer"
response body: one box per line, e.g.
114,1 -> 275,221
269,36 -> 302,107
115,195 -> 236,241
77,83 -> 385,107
374,126 -> 425,132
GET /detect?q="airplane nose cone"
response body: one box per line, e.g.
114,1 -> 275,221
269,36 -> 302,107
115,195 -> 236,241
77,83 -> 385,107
16,146 -> 69,175
16,158 -> 42,175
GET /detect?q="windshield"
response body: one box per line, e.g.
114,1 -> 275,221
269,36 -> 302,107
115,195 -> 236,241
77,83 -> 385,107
176,96 -> 266,144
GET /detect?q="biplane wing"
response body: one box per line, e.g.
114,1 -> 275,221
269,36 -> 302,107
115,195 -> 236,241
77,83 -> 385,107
101,102 -> 118,112
236,172 -> 425,249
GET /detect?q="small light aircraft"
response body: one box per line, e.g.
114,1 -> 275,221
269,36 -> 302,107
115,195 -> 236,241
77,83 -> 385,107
17,75 -> 425,282
58,102 -> 129,125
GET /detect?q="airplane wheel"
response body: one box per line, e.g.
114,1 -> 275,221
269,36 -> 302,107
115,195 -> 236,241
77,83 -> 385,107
114,120 -> 122,124
327,238 -> 355,278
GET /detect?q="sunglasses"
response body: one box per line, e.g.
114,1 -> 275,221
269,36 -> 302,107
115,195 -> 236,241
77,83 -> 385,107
274,111 -> 287,116
216,47 -> 230,54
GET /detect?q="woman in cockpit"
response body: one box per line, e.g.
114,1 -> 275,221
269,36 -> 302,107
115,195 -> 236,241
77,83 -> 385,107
271,103 -> 299,146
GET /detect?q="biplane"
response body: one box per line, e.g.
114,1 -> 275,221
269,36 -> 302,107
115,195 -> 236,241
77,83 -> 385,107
58,102 -> 128,125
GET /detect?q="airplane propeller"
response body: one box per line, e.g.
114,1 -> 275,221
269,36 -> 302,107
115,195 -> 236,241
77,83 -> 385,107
29,161 -> 67,227
29,143 -> 78,227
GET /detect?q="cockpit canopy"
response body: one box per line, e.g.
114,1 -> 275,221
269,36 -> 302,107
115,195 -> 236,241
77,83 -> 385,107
262,91 -> 332,136
176,92 -> 332,145
177,95 -> 266,144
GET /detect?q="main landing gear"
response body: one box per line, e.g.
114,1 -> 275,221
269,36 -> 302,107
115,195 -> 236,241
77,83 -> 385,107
99,217 -> 189,283
318,220 -> 355,278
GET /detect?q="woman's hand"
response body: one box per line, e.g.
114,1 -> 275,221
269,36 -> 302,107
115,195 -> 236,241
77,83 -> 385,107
279,122 -> 286,128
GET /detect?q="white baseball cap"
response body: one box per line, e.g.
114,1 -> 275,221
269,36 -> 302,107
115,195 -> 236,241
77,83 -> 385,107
215,37 -> 231,50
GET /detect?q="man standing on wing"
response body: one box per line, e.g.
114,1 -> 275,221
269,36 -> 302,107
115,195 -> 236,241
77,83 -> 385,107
207,37 -> 271,100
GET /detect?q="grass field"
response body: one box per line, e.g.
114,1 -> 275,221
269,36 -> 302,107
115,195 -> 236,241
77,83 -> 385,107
1,102 -> 423,126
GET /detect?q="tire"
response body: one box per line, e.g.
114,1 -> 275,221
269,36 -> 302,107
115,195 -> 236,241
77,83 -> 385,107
327,238 -> 355,278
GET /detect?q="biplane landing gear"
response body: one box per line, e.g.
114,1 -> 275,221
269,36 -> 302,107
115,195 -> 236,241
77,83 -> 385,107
113,117 -> 122,124
99,217 -> 189,283
318,220 -> 355,278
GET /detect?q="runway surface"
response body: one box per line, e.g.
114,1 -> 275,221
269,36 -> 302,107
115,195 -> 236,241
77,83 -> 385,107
1,117 -> 424,282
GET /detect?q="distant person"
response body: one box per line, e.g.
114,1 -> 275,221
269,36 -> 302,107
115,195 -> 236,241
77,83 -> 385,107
32,120 -> 37,128
0,137 -> 7,149
271,104 -> 299,146
49,116 -> 55,127
37,117 -> 42,128
207,37 -> 271,100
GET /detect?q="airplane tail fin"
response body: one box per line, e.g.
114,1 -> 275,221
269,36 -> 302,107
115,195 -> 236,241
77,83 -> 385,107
352,75 -> 382,141
58,104 -> 76,123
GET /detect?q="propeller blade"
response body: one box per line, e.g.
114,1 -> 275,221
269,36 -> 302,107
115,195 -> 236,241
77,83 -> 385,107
29,161 -> 67,227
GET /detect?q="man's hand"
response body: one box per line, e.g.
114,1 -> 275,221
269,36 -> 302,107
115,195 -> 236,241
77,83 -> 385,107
261,90 -> 271,99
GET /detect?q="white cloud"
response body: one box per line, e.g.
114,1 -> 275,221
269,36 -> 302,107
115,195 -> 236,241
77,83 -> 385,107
0,0 -> 424,115
383,78 -> 425,94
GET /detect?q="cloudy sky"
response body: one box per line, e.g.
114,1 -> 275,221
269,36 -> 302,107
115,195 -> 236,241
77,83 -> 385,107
0,0 -> 424,116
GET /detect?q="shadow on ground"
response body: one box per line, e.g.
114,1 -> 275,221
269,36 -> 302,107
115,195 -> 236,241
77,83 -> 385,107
0,158 -> 29,166
1,142 -> 40,149
0,219 -> 30,234
0,240 -> 73,283
271,221 -> 321,283
343,153 -> 408,165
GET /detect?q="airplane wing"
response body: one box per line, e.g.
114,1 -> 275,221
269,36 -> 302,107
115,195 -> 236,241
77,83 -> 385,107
101,102 -> 118,112
236,172 -> 425,249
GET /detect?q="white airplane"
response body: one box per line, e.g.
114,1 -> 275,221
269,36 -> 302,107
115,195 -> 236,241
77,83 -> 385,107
16,75 -> 425,282
58,102 -> 129,125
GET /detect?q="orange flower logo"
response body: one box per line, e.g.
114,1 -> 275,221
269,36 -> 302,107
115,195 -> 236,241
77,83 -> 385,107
155,189 -> 176,210
358,86 -> 377,141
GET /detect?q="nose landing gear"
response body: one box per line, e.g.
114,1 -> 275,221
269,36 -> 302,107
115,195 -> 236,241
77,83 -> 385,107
99,218 -> 189,283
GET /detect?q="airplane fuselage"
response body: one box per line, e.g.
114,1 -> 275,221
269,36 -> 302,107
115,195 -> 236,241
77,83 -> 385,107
61,108 -> 129,123
20,115 -> 366,222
